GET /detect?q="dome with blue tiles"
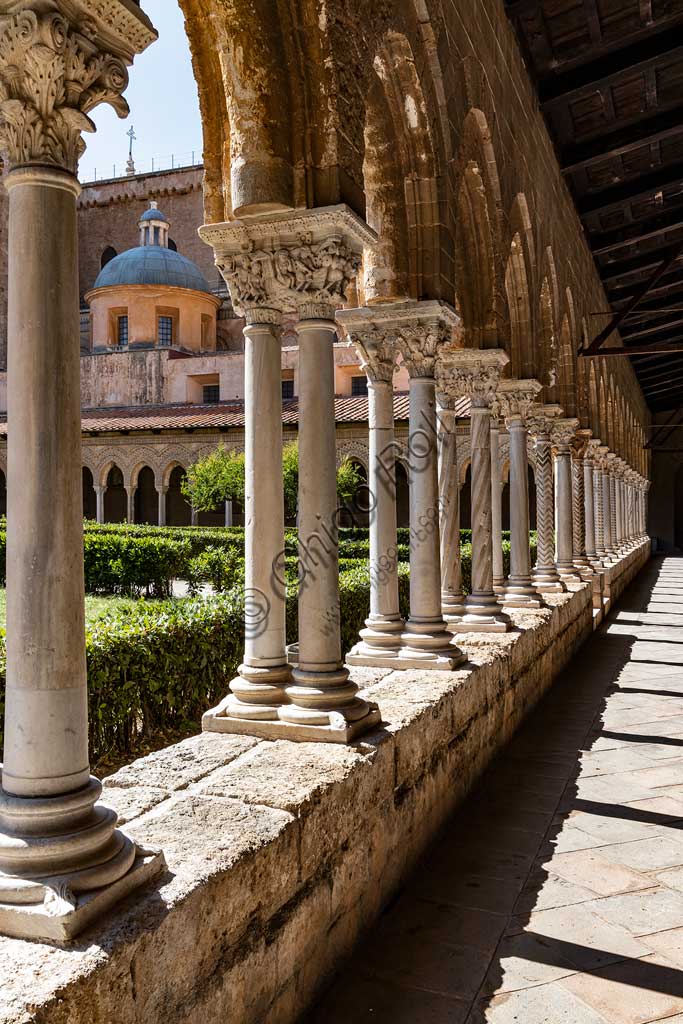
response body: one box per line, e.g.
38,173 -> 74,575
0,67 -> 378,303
92,202 -> 212,294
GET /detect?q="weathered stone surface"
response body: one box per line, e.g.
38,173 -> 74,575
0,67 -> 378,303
104,732 -> 260,792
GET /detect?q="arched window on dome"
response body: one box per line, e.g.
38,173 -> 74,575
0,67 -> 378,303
100,246 -> 117,269
168,238 -> 178,252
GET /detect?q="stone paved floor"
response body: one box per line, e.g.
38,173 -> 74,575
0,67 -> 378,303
305,557 -> 683,1023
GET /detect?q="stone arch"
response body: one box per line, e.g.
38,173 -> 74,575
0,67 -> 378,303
103,463 -> 126,523
588,361 -> 600,439
505,231 -> 533,379
362,31 -> 442,303
133,465 -> 159,525
557,312 -> 577,417
453,109 -> 505,349
82,466 -> 96,521
162,458 -> 189,489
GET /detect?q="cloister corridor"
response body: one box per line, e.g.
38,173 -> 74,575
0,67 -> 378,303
306,558 -> 683,1024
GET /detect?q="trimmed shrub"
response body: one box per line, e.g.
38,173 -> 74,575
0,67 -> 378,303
83,533 -> 190,597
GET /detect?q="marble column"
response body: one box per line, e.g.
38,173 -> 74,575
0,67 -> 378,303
393,303 -> 465,667
593,446 -> 609,564
552,419 -> 580,582
125,486 -> 136,525
585,440 -> 602,567
225,500 -> 233,527
607,454 -> 619,559
528,405 -> 565,592
337,306 -> 408,667
490,417 -> 505,594
95,485 -> 105,525
158,486 -> 168,527
602,453 -> 616,561
0,1 -> 162,942
497,379 -> 543,608
438,350 -> 511,633
201,206 -> 381,739
614,462 -> 624,552
572,431 -> 593,580
437,398 -> 466,621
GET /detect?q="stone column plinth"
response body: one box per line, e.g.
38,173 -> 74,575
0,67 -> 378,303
551,418 -> 580,582
393,303 -> 465,668
528,405 -> 565,593
0,1 -> 163,942
498,379 -> 544,608
490,417 -> 505,594
438,350 -> 511,633
337,305 -> 408,667
437,398 -> 466,621
201,206 -> 380,740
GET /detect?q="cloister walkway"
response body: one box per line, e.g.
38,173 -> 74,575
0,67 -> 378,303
306,557 -> 683,1023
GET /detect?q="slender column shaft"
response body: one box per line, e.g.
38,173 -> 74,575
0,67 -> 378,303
532,430 -> 563,590
158,486 -> 167,527
225,500 -> 233,527
490,421 -> 504,590
609,474 -> 618,552
554,448 -> 576,577
406,378 -> 445,622
572,455 -> 589,573
471,407 -> 494,598
602,470 -> 613,554
368,380 -> 401,626
95,485 -> 105,525
503,419 -> 539,605
438,406 -> 464,618
126,487 -> 136,525
584,460 -> 596,561
4,170 -> 88,798
594,465 -> 605,558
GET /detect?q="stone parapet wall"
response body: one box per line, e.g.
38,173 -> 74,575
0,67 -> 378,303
0,542 -> 650,1024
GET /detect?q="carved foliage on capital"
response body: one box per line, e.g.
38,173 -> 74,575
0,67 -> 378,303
345,326 -> 398,384
551,418 -> 579,452
392,321 -> 455,379
216,234 -> 361,318
437,362 -> 502,407
0,5 -> 133,173
497,381 -> 543,424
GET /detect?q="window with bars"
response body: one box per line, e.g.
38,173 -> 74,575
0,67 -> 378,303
117,315 -> 128,346
281,378 -> 295,400
203,384 -> 220,404
158,315 -> 174,346
351,375 -> 368,396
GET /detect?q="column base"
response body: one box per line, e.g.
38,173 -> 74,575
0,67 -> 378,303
222,663 -> 292,721
400,618 -> 466,670
557,564 -> 582,583
532,568 -> 566,593
0,848 -> 164,943
203,692 -> 381,744
442,591 -> 466,621
451,594 -> 511,633
345,616 -> 406,667
501,580 -> 546,609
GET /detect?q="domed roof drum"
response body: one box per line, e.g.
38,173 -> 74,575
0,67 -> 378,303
92,201 -> 212,294
93,246 -> 212,293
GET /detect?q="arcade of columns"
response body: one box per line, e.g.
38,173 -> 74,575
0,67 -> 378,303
0,0 -> 650,943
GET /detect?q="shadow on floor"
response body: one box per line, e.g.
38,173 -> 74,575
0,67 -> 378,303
302,557 -> 683,1024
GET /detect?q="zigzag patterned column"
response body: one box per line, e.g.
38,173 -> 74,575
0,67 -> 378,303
572,431 -> 593,579
490,416 -> 505,593
552,418 -> 581,582
528,405 -> 564,593
437,397 -> 466,620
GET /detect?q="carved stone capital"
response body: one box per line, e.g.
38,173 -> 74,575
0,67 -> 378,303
519,403 -> 562,440
551,418 -> 579,452
200,205 -> 377,322
496,378 -> 542,425
572,429 -> 592,461
436,348 -> 509,407
0,0 -> 156,174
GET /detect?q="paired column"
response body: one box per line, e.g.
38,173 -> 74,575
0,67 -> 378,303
201,206 -> 380,740
95,484 -> 105,525
552,418 -> 580,582
437,350 -> 511,633
337,306 -> 405,666
497,379 -> 543,608
527,405 -> 564,593
0,1 -> 162,942
572,431 -> 593,580
158,485 -> 168,527
490,416 -> 505,593
126,486 -> 136,525
585,440 -> 602,568
393,303 -> 465,667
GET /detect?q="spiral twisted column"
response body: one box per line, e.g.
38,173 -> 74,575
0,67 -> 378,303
593,446 -> 609,564
572,431 -> 593,580
0,1 -> 164,942
528,405 -> 565,593
607,455 -> 619,559
437,397 -> 466,621
438,350 -> 511,633
601,453 -> 617,562
552,418 -> 581,582
202,206 -> 381,739
498,379 -> 543,608
585,440 -> 602,567
393,303 -> 465,668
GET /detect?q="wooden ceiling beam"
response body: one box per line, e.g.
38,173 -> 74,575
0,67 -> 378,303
560,106 -> 683,175
590,205 -> 683,257
541,39 -> 683,107
608,271 -> 683,304
620,316 -> 683,342
600,248 -> 683,284
579,161 -> 683,218
581,339 -> 683,356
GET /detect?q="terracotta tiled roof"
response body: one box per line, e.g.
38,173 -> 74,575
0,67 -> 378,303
0,394 -> 471,436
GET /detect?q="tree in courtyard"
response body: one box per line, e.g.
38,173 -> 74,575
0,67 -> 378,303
181,446 -> 245,512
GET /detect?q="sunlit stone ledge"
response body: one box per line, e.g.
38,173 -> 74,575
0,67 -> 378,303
0,541 -> 649,1024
